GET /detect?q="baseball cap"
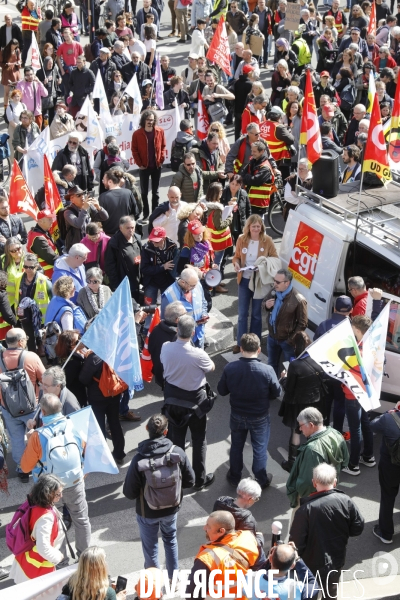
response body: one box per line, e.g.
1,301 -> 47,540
149,227 -> 166,242
142,79 -> 152,87
188,52 -> 199,59
188,220 -> 205,235
243,64 -> 255,75
269,106 -> 285,116
37,209 -> 54,220
320,71 -> 330,77
335,295 -> 353,313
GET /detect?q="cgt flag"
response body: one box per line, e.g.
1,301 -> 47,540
306,318 -> 375,409
197,90 -> 210,140
206,15 -> 231,76
388,77 -> 400,163
367,0 -> 376,35
44,155 -> 63,214
300,69 -> 322,164
9,160 -> 38,220
79,277 -> 144,392
362,93 -> 391,184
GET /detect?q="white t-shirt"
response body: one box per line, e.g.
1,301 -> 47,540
243,240 -> 259,279
144,38 -> 156,53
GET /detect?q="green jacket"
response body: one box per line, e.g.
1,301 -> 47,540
286,427 -> 349,508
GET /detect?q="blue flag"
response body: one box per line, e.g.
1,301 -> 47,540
80,277 -> 144,392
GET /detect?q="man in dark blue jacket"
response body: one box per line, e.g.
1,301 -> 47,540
217,333 -> 281,489
123,413 -> 195,579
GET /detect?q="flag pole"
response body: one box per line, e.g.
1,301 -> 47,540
352,168 -> 365,272
61,345 -> 79,370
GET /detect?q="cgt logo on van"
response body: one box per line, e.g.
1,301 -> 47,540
288,222 -> 324,288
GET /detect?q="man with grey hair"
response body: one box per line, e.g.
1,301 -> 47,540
110,40 -> 129,70
286,408 -> 349,510
148,300 -> 187,387
0,328 -> 45,483
52,131 -> 96,195
21,392 -> 91,560
225,123 -> 278,179
105,216 -> 142,301
161,314 -> 215,490
28,366 -> 80,427
264,268 -> 308,376
241,94 -> 269,136
290,462 -> 364,598
53,243 -> 90,302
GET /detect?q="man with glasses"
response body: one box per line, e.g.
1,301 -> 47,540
0,197 -> 27,255
105,216 -> 142,301
171,152 -> 203,204
0,328 -> 45,483
338,27 -> 368,60
226,123 -> 277,180
52,133 -> 95,198
53,243 -> 89,302
121,51 -> 151,87
286,407 -> 349,510
284,158 -> 313,214
149,187 -> 187,243
264,268 -> 307,376
132,110 -> 167,223
26,210 -> 59,279
323,0 -> 347,41
343,103 -> 366,145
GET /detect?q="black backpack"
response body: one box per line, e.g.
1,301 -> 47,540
386,412 -> 400,466
171,140 -> 189,172
0,350 -> 36,418
340,83 -> 356,111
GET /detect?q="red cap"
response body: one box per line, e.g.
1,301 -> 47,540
243,64 -> 255,75
149,227 -> 166,242
188,220 -> 205,235
37,209 -> 54,220
320,71 -> 330,77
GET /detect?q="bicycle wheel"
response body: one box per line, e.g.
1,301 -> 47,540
0,157 -> 11,187
267,192 -> 285,236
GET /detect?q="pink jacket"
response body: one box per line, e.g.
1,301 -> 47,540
81,231 -> 110,272
15,80 -> 48,116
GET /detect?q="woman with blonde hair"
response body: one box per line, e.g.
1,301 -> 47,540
0,236 -> 25,308
207,122 -> 230,163
61,546 -> 126,600
177,202 -> 205,248
232,214 -> 278,353
45,275 -> 87,333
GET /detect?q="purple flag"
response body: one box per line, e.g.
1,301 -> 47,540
155,54 -> 164,110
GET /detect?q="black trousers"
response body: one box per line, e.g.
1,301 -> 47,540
234,113 -> 243,141
166,406 -> 207,485
378,454 -> 400,539
318,568 -> 341,600
21,30 -> 32,65
90,397 -> 125,460
139,167 -> 162,217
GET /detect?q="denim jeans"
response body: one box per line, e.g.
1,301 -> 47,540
119,389 -> 132,416
237,277 -> 263,344
1,408 -> 35,472
345,399 -> 374,466
267,335 -> 294,376
136,513 -> 179,579
229,412 -> 271,487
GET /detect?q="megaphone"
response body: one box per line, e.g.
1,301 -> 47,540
204,269 -> 222,288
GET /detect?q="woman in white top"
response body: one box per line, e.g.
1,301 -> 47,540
226,22 -> 238,53
140,13 -> 158,41
6,89 -> 26,161
143,25 -> 157,76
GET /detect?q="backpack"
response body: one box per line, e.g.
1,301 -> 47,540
171,140 -> 190,172
6,498 -> 37,555
38,417 -> 83,488
84,43 -> 94,63
137,445 -> 182,511
0,350 -> 37,418
94,362 -> 128,397
339,83 -> 356,111
386,412 -> 400,466
56,207 -> 69,241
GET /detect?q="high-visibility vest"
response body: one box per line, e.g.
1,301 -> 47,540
233,137 -> 248,174
213,0 -> 228,19
60,12 -> 79,37
260,120 -> 291,163
14,272 -> 51,322
21,6 -> 40,31
326,9 -> 345,37
27,230 -> 58,279
241,104 -> 266,136
195,531 -> 258,599
16,506 -> 58,579
292,38 -> 311,66
207,211 -> 233,252
1,257 -> 24,308
247,158 -> 274,209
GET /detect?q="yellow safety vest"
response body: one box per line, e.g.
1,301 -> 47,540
1,257 -> 24,308
14,272 -> 51,322
292,38 -> 311,66
213,0 -> 228,19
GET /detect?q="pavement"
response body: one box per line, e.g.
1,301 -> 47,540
0,1 -> 400,599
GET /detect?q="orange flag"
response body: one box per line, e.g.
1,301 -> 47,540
362,94 -> 391,184
44,155 -> 63,214
299,69 -> 322,164
206,15 -> 231,76
140,307 -> 161,383
9,159 -> 38,220
367,1 -> 376,35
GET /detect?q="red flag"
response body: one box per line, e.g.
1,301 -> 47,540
362,94 -> 391,184
367,1 -> 376,35
197,90 -> 210,141
44,155 -> 63,213
140,307 -> 161,383
206,15 -> 231,76
388,77 -> 400,162
9,160 -> 38,220
299,69 -> 322,164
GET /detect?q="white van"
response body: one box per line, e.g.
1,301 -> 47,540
278,189 -> 400,402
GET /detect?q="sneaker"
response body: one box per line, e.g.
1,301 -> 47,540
194,473 -> 215,490
119,410 -> 141,422
139,217 -> 149,225
373,525 -> 393,544
342,464 -> 360,476
18,471 -> 30,483
342,431 -> 351,441
360,455 -> 376,467
177,39 -> 186,44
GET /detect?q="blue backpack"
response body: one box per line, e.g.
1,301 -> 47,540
38,417 -> 83,488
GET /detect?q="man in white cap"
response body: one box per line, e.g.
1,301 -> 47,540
89,46 -> 116,104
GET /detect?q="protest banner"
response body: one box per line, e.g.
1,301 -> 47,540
284,3 -> 301,31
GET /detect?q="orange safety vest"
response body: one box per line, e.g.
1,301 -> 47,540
233,137 -> 248,174
16,507 -> 59,580
241,104 -> 266,136
21,6 -> 40,31
326,9 -> 345,37
247,158 -> 274,209
207,211 -> 233,252
27,230 -> 57,279
260,120 -> 291,163
195,531 -> 259,598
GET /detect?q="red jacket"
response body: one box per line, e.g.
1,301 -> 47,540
352,290 -> 368,316
131,126 -> 166,169
373,55 -> 397,72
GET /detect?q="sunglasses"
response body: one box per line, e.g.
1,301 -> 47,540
23,265 -> 36,270
88,279 -> 100,284
68,141 -> 78,145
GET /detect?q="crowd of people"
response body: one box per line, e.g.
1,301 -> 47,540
0,0 -> 399,597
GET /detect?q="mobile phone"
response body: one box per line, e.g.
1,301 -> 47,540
115,576 -> 127,594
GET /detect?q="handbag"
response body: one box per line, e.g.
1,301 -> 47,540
208,101 -> 228,121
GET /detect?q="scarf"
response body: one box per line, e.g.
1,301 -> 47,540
269,282 -> 293,332
190,241 -> 210,266
320,34 -> 333,50
85,284 -> 105,315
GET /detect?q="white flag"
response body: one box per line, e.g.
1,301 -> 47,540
361,301 -> 391,410
92,69 -> 113,125
26,33 -> 41,72
124,73 -> 143,115
22,126 -> 50,194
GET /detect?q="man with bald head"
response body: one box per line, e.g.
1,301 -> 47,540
344,103 -> 367,145
186,510 -> 259,599
0,14 -> 23,52
149,186 -> 187,242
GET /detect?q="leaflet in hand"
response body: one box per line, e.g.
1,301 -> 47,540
221,205 -> 234,221
238,265 -> 258,272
